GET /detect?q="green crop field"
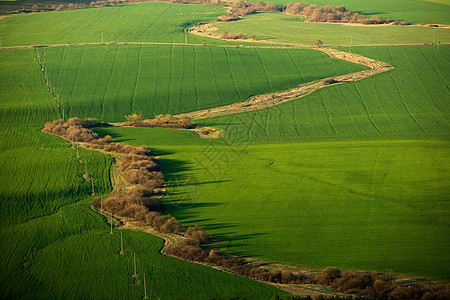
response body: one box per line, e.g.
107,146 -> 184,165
39,44 -> 365,122
0,48 -> 287,299
0,2 -> 227,47
215,13 -> 450,47
246,0 -> 450,25
1,0 -> 450,298
96,45 -> 450,279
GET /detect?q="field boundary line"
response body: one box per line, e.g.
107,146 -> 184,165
1,41 -> 449,51
174,47 -> 394,120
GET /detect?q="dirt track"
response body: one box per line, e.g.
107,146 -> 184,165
175,47 -> 394,120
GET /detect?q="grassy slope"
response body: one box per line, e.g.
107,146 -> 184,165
96,45 -> 450,278
215,13 -> 450,47
246,0 -> 450,25
0,49 -> 287,299
40,44 -> 365,122
0,2 -> 227,47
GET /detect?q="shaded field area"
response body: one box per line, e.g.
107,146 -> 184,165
0,48 -> 287,299
96,45 -> 450,278
215,12 -> 450,47
246,0 -> 450,25
40,44 -> 365,122
0,2 -> 227,47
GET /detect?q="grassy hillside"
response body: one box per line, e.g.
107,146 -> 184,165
247,0 -> 450,25
0,2 -> 227,47
215,13 -> 450,46
0,48 -> 287,299
40,44 -> 365,122
96,45 -> 450,278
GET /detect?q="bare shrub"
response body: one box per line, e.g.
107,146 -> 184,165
315,267 -> 342,285
332,271 -> 374,294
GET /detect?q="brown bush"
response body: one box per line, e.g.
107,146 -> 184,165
186,226 -> 210,244
389,285 -> 422,299
332,271 -> 374,294
372,279 -> 395,298
315,267 -> 342,285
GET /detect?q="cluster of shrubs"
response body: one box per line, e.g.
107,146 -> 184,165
43,118 -> 99,142
220,32 -> 256,40
219,1 -> 391,25
125,113 -> 193,129
283,3 -> 390,24
313,267 -> 450,299
219,1 -> 278,22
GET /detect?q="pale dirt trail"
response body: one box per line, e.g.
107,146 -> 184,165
175,47 -> 394,120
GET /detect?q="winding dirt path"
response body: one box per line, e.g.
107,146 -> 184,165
175,47 -> 394,120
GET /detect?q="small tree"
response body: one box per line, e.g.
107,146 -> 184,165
315,40 -> 323,47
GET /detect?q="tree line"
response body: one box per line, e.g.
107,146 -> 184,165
4,0 -> 405,28
219,1 -> 393,25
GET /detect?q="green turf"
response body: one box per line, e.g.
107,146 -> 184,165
95,45 -> 450,279
215,12 -> 450,47
0,2 -> 227,47
246,0 -> 450,25
0,48 -> 287,299
39,44 -> 365,122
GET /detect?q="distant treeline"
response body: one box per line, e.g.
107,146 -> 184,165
220,1 -> 392,24
3,0 -> 405,27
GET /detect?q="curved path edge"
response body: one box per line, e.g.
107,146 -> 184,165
175,47 -> 394,120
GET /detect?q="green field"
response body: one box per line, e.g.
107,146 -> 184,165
215,12 -> 450,46
96,45 -> 450,278
0,2 -> 227,47
40,44 -> 365,121
247,0 -> 450,25
0,48 -> 287,299
1,2 -> 450,298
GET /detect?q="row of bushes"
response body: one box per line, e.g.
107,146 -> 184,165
125,113 -> 194,129
43,118 -> 184,234
219,1 -> 391,25
168,239 -> 450,299
220,32 -> 256,40
219,1 -> 278,22
314,267 -> 449,299
283,3 -> 390,24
